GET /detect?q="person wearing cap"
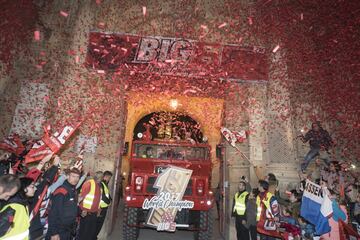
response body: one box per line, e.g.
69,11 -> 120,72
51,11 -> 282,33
95,170 -> 113,238
46,168 -> 81,240
78,171 -> 103,240
232,180 -> 250,240
1,177 -> 36,240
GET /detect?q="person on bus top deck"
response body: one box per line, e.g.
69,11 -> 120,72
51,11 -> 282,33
142,146 -> 155,158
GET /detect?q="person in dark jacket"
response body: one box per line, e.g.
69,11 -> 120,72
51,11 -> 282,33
29,155 -> 60,240
244,188 -> 258,240
299,121 -> 333,172
46,168 -> 81,240
1,177 -> 36,239
95,171 -> 113,238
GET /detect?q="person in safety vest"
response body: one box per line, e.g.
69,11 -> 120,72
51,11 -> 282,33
232,180 -> 250,240
0,174 -> 20,201
256,180 -> 281,239
46,168 -> 81,240
1,177 -> 36,240
95,170 -> 112,238
78,171 -> 103,240
0,174 -> 20,238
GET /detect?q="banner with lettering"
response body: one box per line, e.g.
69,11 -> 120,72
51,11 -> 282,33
86,32 -> 268,81
25,121 -> 82,163
300,180 -> 333,235
142,166 -> 194,232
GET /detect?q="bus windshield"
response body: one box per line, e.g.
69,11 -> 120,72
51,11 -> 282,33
133,144 -> 208,161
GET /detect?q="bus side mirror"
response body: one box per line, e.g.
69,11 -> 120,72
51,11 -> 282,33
216,144 -> 224,160
123,142 -> 129,156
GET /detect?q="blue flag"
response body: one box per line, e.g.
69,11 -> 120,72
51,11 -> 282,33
300,180 -> 333,235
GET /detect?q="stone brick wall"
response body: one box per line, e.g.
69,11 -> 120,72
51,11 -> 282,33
0,1 -> 303,239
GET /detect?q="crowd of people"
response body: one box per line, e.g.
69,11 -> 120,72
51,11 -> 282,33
0,149 -> 113,240
1,120 -> 359,240
232,122 -> 360,240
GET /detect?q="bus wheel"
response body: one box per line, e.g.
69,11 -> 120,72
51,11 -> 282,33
123,206 -> 140,240
194,210 -> 213,240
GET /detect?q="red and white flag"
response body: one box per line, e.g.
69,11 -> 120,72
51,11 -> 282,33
220,127 -> 248,147
339,220 -> 360,240
25,121 -> 82,163
0,134 -> 25,156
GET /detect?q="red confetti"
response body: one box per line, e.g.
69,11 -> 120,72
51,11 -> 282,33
218,22 -> 227,28
272,45 -> 280,53
0,0 -> 359,164
34,30 -> 40,41
142,6 -> 146,17
60,11 -> 68,17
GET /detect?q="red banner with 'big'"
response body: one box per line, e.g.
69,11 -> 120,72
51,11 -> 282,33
86,32 -> 268,81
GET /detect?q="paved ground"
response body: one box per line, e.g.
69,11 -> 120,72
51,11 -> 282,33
108,201 -> 222,240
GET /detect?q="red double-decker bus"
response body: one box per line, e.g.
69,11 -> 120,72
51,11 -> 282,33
123,138 -> 214,240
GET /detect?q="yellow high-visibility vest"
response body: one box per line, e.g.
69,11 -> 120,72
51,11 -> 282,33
233,191 -> 249,216
81,179 -> 98,210
0,203 -> 29,240
100,182 -> 111,208
256,192 -> 273,221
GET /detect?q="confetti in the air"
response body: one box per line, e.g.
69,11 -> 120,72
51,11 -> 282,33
60,11 -> 69,17
218,22 -> 227,28
0,0 -> 359,164
34,30 -> 40,41
272,45 -> 280,53
142,6 -> 146,17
